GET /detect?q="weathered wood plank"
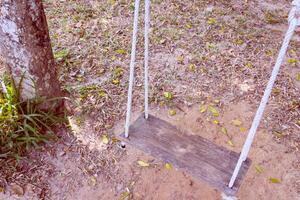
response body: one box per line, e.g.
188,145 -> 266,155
119,114 -> 251,195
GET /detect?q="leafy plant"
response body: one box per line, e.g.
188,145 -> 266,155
0,74 -> 65,159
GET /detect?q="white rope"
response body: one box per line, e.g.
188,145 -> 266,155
125,0 -> 140,138
144,0 -> 150,119
229,1 -> 300,188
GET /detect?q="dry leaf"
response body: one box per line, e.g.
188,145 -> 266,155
112,79 -> 120,85
295,73 -> 300,81
120,190 -> 130,200
221,127 -> 228,135
207,17 -> 217,25
239,127 -> 247,132
165,163 -> 173,170
137,160 -> 150,167
163,92 -> 173,100
188,64 -> 196,72
0,187 -> 4,193
101,135 -> 109,144
115,49 -> 126,54
255,165 -> 264,174
208,106 -> 219,117
168,109 -> 176,116
273,131 -> 284,138
176,55 -> 184,63
232,119 -> 242,126
287,58 -> 297,64
214,99 -> 220,104
90,176 -> 97,186
227,140 -> 234,147
199,105 -> 207,113
213,120 -> 219,124
269,177 -> 281,183
111,137 -> 120,143
185,23 -> 192,29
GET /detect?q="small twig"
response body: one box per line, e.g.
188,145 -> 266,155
293,123 -> 300,130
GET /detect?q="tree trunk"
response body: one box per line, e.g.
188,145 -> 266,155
0,0 -> 61,102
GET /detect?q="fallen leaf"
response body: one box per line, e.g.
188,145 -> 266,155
120,190 -> 130,200
239,127 -> 247,132
111,55 -> 117,61
159,39 -> 166,44
272,88 -> 281,95
295,73 -> 300,81
11,184 -> 24,196
208,106 -> 219,117
185,23 -> 192,29
255,165 -> 264,174
269,177 -> 281,183
165,163 -> 173,170
227,140 -> 234,147
168,109 -> 176,116
101,135 -> 109,144
111,137 -> 120,143
137,160 -> 150,167
287,58 -> 297,64
163,92 -> 173,100
207,17 -> 217,25
199,105 -> 207,113
213,120 -> 219,124
176,55 -> 184,63
232,119 -> 242,126
221,127 -> 228,135
0,187 -> 4,193
214,99 -> 220,104
98,91 -> 106,97
188,64 -> 196,72
54,49 -> 69,59
90,176 -> 97,186
115,49 -> 126,54
113,67 -> 124,77
289,49 -> 296,54
109,0 -> 116,5
272,131 -> 284,138
112,79 -> 120,85
235,39 -> 244,45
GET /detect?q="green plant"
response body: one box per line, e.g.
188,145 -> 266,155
0,74 -> 65,159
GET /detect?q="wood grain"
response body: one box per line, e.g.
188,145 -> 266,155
119,114 -> 251,195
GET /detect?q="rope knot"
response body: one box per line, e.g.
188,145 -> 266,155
289,0 -> 300,25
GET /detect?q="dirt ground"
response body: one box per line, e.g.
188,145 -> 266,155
1,0 -> 300,199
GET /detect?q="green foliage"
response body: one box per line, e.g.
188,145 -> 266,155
0,75 -> 64,159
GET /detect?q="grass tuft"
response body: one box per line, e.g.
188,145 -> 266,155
0,74 -> 65,159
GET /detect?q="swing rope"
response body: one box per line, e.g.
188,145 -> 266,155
144,0 -> 150,120
125,0 -> 150,138
229,0 -> 300,188
124,0 -> 300,190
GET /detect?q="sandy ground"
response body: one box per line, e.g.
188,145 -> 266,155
1,0 -> 300,199
1,103 -> 299,200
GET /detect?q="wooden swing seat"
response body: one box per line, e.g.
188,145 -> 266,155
119,114 -> 251,195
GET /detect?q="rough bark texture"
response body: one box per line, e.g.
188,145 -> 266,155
0,0 -> 61,100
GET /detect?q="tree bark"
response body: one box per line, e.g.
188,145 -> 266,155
0,0 -> 61,101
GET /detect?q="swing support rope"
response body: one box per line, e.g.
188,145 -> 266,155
125,0 -> 300,189
229,0 -> 300,188
125,0 -> 150,138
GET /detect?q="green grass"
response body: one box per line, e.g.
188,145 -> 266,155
0,74 -> 65,160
